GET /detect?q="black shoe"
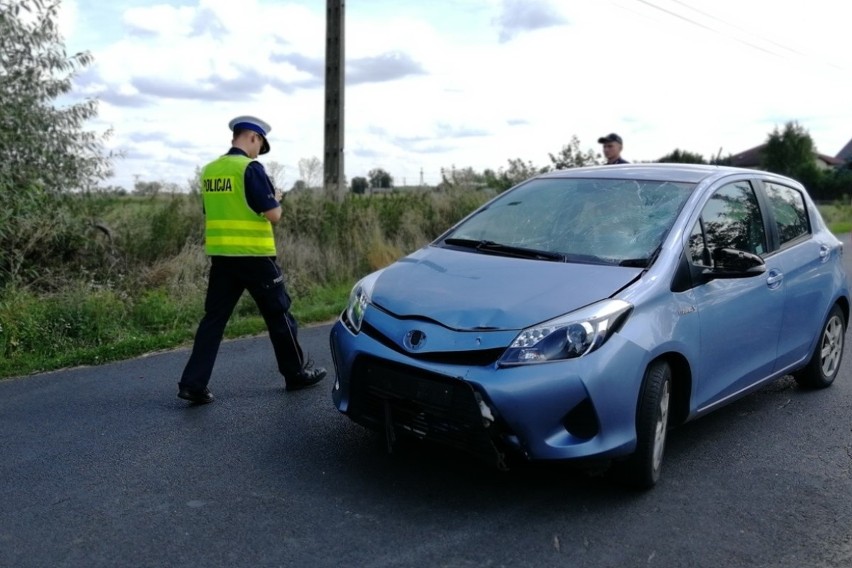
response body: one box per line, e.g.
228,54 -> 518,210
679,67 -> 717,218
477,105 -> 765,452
178,386 -> 214,404
286,365 -> 327,391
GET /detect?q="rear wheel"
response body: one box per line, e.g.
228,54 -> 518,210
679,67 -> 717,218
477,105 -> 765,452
793,304 -> 845,389
612,360 -> 672,490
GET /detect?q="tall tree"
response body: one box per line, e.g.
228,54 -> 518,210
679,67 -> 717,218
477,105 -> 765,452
548,135 -> 599,169
761,121 -> 820,184
484,158 -> 548,193
350,176 -> 368,194
657,149 -> 707,164
368,168 -> 393,189
0,0 -> 111,195
265,161 -> 286,191
0,0 -> 112,285
297,156 -> 323,190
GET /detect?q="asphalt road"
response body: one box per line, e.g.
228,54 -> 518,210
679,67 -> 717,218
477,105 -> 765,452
3,300 -> 852,567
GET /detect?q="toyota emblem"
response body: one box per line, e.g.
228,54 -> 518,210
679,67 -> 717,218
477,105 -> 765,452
403,329 -> 427,351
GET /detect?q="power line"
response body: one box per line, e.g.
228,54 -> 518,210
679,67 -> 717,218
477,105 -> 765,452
668,0 -> 804,57
633,0 -> 780,57
634,0 -> 849,72
667,0 -> 847,72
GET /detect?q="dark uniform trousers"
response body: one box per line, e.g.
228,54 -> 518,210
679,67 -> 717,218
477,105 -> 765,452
179,256 -> 305,391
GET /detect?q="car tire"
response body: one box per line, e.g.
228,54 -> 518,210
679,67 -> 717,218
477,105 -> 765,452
612,360 -> 672,490
793,304 -> 845,389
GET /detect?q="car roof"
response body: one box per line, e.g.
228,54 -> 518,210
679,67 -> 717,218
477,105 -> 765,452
536,163 -> 776,185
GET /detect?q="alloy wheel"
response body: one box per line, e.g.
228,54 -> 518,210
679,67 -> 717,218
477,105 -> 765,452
820,315 -> 844,377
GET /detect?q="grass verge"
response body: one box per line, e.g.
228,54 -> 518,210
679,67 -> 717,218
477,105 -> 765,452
0,280 -> 351,379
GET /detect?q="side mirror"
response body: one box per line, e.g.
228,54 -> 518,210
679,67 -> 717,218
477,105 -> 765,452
704,248 -> 766,278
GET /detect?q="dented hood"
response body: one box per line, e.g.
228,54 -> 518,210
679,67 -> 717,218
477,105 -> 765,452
371,246 -> 642,331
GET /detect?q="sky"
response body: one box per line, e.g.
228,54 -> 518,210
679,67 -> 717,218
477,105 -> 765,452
56,0 -> 852,191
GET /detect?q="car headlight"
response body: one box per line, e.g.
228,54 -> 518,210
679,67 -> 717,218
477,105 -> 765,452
499,299 -> 633,365
343,271 -> 382,333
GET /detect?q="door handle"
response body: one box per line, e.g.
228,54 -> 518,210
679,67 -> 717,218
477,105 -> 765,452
766,269 -> 783,288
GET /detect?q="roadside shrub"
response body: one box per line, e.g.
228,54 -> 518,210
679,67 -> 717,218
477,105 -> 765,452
111,193 -> 204,265
818,202 -> 852,234
0,284 -> 127,360
130,288 -> 200,332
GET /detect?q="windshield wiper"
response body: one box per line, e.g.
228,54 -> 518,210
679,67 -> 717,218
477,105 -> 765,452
443,238 -> 565,262
618,258 -> 650,268
619,245 -> 663,268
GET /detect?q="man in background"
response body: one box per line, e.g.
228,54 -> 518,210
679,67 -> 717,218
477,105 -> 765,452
598,133 -> 629,164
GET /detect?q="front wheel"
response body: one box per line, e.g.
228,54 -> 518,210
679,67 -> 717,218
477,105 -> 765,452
793,304 -> 845,389
612,360 -> 672,490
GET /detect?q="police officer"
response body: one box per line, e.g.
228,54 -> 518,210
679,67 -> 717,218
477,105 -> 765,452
177,115 -> 326,404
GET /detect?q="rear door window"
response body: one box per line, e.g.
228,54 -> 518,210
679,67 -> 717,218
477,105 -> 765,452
763,182 -> 810,246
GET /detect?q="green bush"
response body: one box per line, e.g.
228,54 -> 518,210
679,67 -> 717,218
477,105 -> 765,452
111,193 -> 204,265
131,288 -> 199,332
818,203 -> 852,234
0,285 -> 126,359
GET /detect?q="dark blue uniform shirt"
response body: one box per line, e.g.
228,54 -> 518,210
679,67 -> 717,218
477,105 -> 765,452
225,147 -> 279,214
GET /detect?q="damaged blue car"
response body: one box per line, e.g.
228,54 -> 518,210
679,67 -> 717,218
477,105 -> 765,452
329,164 -> 849,488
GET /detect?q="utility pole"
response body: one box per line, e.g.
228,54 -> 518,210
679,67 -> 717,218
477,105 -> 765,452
324,0 -> 345,200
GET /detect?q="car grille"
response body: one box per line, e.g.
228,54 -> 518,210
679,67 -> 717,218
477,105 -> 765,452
349,356 -> 507,469
361,321 -> 505,366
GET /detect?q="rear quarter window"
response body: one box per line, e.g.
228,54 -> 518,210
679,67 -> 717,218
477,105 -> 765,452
764,182 -> 810,245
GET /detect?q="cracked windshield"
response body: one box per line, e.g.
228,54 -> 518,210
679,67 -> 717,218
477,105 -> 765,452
446,178 -> 696,266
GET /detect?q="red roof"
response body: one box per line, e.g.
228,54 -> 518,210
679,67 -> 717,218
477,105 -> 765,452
730,143 -> 845,168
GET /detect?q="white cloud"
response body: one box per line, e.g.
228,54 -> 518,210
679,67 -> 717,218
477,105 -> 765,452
122,4 -> 198,37
58,0 -> 852,189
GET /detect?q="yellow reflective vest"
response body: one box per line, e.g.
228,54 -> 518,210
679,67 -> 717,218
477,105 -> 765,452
201,154 -> 276,256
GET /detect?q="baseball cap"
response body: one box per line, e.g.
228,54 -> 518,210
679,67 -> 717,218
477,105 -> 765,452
597,133 -> 623,145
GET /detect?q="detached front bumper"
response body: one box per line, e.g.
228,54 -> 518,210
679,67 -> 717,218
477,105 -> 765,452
329,315 -> 649,466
